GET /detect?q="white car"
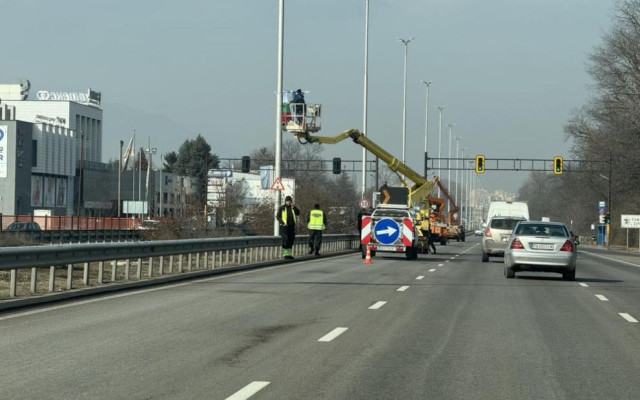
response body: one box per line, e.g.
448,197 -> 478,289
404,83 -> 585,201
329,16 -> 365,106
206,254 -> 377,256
474,229 -> 483,236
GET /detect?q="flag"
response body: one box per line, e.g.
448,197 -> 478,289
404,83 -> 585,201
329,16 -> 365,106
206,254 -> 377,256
145,160 -> 151,194
121,136 -> 134,173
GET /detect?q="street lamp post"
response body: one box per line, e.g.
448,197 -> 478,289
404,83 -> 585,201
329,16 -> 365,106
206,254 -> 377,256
437,106 -> 445,197
447,123 -> 455,197
362,0 -> 370,197
399,37 -> 414,165
274,0 -> 285,236
422,80 -> 432,176
455,136 -> 461,208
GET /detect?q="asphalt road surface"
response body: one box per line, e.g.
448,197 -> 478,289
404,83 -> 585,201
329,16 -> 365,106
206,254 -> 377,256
1,238 -> 639,399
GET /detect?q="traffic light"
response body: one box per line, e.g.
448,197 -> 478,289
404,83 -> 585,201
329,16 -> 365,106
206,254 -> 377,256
553,156 -> 563,175
332,157 -> 342,174
241,156 -> 250,173
475,155 -> 485,174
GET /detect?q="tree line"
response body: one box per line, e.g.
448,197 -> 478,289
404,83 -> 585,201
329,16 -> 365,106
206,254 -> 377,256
517,0 -> 640,245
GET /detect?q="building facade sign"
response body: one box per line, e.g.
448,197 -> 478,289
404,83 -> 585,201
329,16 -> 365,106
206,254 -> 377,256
0,125 -> 7,178
36,88 -> 102,105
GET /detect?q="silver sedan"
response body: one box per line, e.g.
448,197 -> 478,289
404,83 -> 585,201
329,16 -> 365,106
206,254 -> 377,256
504,221 -> 577,280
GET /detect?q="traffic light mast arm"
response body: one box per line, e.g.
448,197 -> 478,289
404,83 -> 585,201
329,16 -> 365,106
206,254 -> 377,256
295,129 -> 434,205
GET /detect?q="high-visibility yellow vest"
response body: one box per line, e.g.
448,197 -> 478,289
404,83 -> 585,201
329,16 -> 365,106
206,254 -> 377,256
281,207 -> 297,225
307,209 -> 325,230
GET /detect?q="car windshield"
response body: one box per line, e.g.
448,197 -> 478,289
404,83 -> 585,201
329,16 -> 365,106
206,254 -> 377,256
515,224 -> 568,237
490,218 -> 523,230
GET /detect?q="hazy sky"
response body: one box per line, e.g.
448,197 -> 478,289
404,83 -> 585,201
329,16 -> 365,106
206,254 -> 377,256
2,0 -> 614,194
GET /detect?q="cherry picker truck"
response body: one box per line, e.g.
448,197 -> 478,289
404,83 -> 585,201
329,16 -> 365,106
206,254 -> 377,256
282,103 -> 446,257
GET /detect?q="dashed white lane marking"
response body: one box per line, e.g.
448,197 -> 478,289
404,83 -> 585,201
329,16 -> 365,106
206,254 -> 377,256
226,381 -> 270,400
369,301 -> 387,310
429,269 -> 436,272
579,283 -> 589,287
445,260 -> 450,263
397,286 -> 410,292
595,295 -> 609,301
416,276 -> 425,280
437,264 -> 444,267
619,313 -> 638,323
455,255 -> 460,257
318,327 -> 349,342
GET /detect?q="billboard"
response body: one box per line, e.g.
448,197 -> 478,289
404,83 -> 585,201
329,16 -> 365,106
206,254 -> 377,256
621,215 -> 640,229
0,125 -> 7,178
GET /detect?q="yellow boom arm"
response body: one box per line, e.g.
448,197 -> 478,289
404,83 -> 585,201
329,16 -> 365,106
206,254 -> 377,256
294,129 -> 434,208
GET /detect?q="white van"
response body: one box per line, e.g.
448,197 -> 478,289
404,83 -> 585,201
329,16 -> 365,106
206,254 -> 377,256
486,201 -> 529,221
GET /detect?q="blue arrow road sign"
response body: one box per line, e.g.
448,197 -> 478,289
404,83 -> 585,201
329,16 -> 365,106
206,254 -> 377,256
373,218 -> 400,245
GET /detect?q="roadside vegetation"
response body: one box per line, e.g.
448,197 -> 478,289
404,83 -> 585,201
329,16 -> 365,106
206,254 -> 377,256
517,0 -> 640,246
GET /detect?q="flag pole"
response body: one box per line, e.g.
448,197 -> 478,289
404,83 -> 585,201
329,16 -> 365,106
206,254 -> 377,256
118,140 -> 123,218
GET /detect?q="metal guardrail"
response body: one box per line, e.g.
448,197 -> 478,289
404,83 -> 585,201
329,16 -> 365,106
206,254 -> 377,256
0,234 -> 359,300
0,229 -> 141,244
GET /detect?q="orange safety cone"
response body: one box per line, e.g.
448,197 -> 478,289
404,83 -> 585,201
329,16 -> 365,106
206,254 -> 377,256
364,246 -> 373,264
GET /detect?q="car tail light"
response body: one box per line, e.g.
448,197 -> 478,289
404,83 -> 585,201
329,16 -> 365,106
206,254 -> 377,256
485,227 -> 492,237
510,238 -> 524,249
560,240 -> 573,252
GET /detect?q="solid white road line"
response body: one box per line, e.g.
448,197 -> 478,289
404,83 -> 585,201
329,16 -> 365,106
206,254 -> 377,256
595,295 -> 609,301
226,381 -> 270,400
619,313 -> 639,323
429,269 -> 436,272
579,283 -> 589,287
416,276 -> 425,280
318,327 -> 349,342
455,255 -> 460,257
437,263 -> 444,267
369,301 -> 387,310
397,286 -> 410,292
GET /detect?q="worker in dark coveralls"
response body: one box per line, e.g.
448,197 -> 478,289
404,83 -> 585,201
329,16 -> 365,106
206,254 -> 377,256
276,195 -> 301,259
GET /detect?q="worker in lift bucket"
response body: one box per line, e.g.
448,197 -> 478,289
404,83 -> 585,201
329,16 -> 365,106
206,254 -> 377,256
290,89 -> 305,124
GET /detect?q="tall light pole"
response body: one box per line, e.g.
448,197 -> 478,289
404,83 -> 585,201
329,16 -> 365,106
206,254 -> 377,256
422,80 -> 432,176
362,0 -> 370,197
274,0 -> 285,236
455,136 -> 461,209
447,123 -> 455,196
399,37 -> 414,164
145,144 -> 157,219
437,106 -> 445,197
118,140 -> 123,219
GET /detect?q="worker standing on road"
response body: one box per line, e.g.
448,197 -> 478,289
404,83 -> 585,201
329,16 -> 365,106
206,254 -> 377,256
307,203 -> 327,256
276,195 -> 300,259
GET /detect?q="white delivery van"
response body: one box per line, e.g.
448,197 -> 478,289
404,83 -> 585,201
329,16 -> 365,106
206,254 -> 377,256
486,201 -> 529,221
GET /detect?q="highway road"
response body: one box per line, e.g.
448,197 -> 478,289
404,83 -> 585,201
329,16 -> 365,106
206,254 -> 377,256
1,237 -> 640,399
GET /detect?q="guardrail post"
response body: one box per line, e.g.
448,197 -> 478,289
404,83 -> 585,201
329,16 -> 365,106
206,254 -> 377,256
83,262 -> 89,286
196,253 -> 201,271
67,264 -> 73,290
178,254 -> 183,273
159,256 -> 164,275
212,251 -> 217,269
10,269 -> 17,297
98,261 -> 104,283
137,258 -> 142,279
203,252 -> 208,270
49,266 -> 55,292
148,256 -> 153,277
30,267 -> 37,293
169,255 -> 174,273
244,248 -> 248,264
111,260 -> 117,282
225,250 -> 229,266
187,254 -> 192,271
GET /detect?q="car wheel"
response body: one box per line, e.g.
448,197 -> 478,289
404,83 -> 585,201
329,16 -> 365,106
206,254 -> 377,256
505,265 -> 515,278
371,251 -> 376,257
482,251 -> 489,262
441,238 -> 447,245
563,269 -> 576,281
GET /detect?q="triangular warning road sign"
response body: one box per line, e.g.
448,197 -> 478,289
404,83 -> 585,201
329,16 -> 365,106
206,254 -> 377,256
270,177 -> 285,191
